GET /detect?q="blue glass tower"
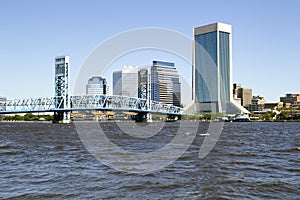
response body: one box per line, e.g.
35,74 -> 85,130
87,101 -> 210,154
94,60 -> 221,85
193,23 -> 233,113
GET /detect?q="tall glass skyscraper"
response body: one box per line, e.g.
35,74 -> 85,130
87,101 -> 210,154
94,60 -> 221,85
192,23 -> 232,113
192,22 -> 249,114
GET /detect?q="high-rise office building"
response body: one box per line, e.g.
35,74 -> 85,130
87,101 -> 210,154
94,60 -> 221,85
192,22 -> 249,114
151,60 -> 181,107
113,70 -> 122,96
122,66 -> 138,98
86,76 -> 107,95
233,83 -> 252,107
238,88 -> 252,107
112,62 -> 181,107
112,66 -> 138,98
193,22 -> 232,109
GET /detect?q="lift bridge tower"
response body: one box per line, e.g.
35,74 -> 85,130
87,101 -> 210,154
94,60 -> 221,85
53,56 -> 71,123
138,67 -> 152,122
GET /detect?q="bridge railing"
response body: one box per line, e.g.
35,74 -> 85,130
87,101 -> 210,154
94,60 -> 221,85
70,95 -> 148,111
0,95 -> 184,115
150,101 -> 183,115
0,97 -> 58,113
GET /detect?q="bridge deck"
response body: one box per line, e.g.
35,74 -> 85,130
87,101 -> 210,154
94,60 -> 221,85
0,95 -> 184,116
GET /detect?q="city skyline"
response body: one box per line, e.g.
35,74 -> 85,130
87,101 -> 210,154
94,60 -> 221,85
112,61 -> 181,107
0,1 -> 299,102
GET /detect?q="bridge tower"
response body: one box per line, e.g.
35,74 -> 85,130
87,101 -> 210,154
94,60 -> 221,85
138,67 -> 152,122
53,56 -> 71,123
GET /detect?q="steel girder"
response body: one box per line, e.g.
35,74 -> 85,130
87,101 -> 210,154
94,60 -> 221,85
0,95 -> 183,115
0,97 -> 63,113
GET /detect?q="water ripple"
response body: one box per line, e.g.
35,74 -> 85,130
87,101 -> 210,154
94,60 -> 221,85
0,122 -> 299,199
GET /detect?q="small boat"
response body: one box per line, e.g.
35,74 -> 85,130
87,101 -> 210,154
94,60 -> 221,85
233,114 -> 250,122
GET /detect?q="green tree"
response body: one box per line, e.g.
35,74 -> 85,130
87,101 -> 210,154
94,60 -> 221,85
263,113 -> 271,120
277,111 -> 289,120
14,115 -> 23,121
24,113 -> 34,121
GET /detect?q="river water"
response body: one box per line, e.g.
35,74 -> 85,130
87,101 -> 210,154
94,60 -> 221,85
0,122 -> 299,199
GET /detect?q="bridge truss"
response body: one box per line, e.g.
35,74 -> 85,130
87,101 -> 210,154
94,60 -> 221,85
0,95 -> 184,116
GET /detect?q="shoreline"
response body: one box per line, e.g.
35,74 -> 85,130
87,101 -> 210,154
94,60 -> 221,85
0,120 -> 299,123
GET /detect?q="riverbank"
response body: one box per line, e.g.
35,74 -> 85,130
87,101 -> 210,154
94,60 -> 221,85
1,119 -> 300,123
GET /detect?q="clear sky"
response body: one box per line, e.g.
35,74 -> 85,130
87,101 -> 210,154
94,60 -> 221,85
0,0 -> 299,103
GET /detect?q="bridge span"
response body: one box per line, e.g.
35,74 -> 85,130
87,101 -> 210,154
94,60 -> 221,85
0,95 -> 184,123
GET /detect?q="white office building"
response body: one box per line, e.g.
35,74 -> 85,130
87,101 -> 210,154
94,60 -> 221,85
113,66 -> 138,98
86,76 -> 107,95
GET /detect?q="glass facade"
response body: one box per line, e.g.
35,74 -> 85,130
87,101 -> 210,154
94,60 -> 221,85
122,66 -> 138,98
113,66 -> 138,98
195,32 -> 218,103
151,61 -> 181,106
194,27 -> 231,104
113,70 -> 122,95
219,31 -> 230,102
191,23 -> 249,114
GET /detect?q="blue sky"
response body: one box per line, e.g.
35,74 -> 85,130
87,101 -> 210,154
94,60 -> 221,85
0,0 -> 299,103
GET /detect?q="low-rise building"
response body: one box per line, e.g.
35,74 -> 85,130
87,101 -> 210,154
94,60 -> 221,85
264,103 -> 277,110
246,95 -> 265,112
280,93 -> 300,104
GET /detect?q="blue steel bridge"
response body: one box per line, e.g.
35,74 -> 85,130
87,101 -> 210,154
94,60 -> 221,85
0,95 -> 183,122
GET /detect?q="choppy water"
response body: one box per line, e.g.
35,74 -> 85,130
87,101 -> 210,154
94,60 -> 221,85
0,122 -> 299,199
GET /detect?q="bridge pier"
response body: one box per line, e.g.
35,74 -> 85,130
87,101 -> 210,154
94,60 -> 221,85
53,111 -> 71,124
135,112 -> 148,122
166,114 -> 181,122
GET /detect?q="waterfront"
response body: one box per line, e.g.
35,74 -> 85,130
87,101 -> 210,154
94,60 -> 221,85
0,122 -> 299,199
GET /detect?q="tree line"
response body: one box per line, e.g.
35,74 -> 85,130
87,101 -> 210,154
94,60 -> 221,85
0,113 -> 53,121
